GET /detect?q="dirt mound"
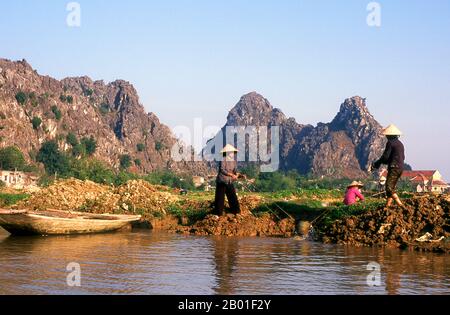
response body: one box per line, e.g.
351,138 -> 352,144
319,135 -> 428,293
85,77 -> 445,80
17,178 -> 179,216
321,195 -> 450,253
177,213 -> 295,237
115,180 -> 179,214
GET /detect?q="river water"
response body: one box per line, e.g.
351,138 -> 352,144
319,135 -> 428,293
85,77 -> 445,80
0,228 -> 448,295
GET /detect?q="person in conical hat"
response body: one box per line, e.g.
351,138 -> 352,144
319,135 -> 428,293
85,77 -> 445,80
214,144 -> 243,216
371,124 -> 405,208
343,181 -> 365,206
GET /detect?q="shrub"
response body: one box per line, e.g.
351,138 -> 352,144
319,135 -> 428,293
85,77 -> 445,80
144,170 -> 195,190
37,140 -> 71,176
136,143 -> 145,152
83,88 -> 93,97
31,116 -> 42,130
51,105 -> 62,121
155,141 -> 165,151
119,154 -> 132,170
71,144 -> 86,157
0,146 -> 26,171
15,91 -> 28,105
59,94 -> 67,102
99,103 -> 110,115
134,159 -> 142,167
80,136 -> 97,156
66,95 -> 74,104
254,171 -> 297,192
66,132 -> 79,147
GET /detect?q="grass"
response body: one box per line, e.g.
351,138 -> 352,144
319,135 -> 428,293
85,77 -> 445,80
0,193 -> 30,207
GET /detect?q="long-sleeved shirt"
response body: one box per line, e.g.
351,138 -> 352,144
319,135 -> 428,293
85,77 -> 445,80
374,138 -> 405,170
217,160 -> 237,185
344,187 -> 365,206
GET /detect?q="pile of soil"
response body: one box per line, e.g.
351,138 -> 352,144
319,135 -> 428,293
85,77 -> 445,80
321,195 -> 450,253
177,213 -> 295,237
17,179 -> 179,216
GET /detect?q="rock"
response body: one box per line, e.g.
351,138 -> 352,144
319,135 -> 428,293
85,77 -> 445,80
0,58 -> 209,175
207,92 -> 386,178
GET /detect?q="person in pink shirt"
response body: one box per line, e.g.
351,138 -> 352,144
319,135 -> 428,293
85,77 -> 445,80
344,181 -> 365,206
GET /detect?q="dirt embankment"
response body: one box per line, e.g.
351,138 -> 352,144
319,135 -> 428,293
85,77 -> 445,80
176,213 -> 295,237
16,179 -> 179,217
320,195 -> 450,253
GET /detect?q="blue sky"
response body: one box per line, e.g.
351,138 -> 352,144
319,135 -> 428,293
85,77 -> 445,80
1,0 -> 449,178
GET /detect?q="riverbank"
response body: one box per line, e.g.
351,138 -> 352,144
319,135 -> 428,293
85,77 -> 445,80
1,179 -> 448,253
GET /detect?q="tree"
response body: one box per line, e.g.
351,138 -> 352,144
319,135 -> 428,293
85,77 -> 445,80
51,105 -> 62,121
0,146 -> 26,171
31,117 -> 42,130
134,158 -> 142,167
36,140 -> 70,176
136,143 -> 145,152
80,136 -> 97,156
119,154 -> 132,170
155,141 -> 165,151
15,92 -> 28,105
66,132 -> 79,147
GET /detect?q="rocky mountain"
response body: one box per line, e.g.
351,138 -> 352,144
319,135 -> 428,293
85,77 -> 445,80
207,92 -> 387,178
0,58 -> 206,175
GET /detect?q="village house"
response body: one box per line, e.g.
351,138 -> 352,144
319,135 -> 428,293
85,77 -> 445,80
380,170 -> 449,193
0,170 -> 39,189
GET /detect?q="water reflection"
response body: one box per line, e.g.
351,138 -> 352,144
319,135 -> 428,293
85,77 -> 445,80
0,230 -> 448,295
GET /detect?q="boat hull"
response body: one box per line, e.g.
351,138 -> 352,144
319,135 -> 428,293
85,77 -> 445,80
0,210 -> 141,236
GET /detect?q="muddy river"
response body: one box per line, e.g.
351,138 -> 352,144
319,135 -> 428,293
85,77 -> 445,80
0,228 -> 448,295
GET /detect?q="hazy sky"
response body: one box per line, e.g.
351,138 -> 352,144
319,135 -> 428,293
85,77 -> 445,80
1,0 -> 449,179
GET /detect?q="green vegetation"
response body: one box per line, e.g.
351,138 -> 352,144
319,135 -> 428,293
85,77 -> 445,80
167,202 -> 209,223
66,132 -> 79,147
136,143 -> 145,152
80,136 -> 97,156
15,91 -> 28,105
155,141 -> 165,151
83,88 -> 94,97
37,140 -> 71,175
51,105 -> 62,121
0,146 -> 26,171
60,94 -> 73,104
134,159 -> 142,167
31,117 -> 42,130
144,171 -> 195,190
0,193 -> 29,207
99,103 -> 110,115
119,154 -> 132,170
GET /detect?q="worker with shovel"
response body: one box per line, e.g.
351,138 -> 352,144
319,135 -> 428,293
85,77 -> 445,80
214,144 -> 244,216
370,124 -> 405,208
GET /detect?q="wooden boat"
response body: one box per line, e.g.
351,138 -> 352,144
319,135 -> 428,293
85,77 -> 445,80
0,209 -> 141,236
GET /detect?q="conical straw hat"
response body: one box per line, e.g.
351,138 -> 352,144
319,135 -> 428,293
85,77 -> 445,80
347,181 -> 364,188
220,144 -> 239,153
382,124 -> 402,136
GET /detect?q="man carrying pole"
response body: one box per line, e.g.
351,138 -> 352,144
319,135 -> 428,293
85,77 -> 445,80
371,124 -> 405,208
214,144 -> 243,216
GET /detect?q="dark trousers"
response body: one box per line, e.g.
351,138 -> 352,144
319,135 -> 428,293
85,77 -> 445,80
386,167 -> 403,197
214,182 -> 241,216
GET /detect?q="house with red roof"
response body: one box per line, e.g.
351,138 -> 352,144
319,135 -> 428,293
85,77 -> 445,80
380,170 -> 449,193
